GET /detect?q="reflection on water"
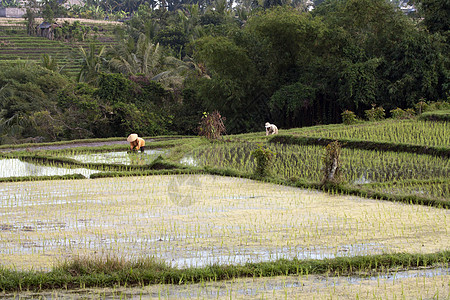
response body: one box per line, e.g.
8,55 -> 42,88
67,150 -> 165,165
180,155 -> 198,166
0,159 -> 99,178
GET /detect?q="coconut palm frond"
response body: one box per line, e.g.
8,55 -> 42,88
151,70 -> 172,81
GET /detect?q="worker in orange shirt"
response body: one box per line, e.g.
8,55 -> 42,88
127,133 -> 145,153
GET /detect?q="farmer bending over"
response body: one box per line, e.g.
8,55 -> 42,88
265,122 -> 278,135
127,133 -> 145,153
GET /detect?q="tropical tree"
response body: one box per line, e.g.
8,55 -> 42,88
108,33 -> 166,78
40,53 -> 66,74
0,63 -> 70,143
77,43 -> 107,83
108,33 -> 192,99
412,0 -> 450,35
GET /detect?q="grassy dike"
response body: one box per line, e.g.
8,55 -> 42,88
0,174 -> 86,183
0,252 -> 449,292
269,135 -> 450,158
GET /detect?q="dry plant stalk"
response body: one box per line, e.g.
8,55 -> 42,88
322,141 -> 343,185
198,111 -> 226,140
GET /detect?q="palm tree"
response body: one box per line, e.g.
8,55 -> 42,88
109,33 -> 210,101
40,53 -> 67,74
108,33 -> 167,79
0,84 -> 27,143
77,43 -> 106,83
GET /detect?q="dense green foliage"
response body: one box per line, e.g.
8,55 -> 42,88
0,0 -> 448,143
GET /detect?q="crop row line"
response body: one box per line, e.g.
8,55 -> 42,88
269,135 -> 450,158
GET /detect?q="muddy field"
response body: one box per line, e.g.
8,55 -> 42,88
1,175 -> 448,271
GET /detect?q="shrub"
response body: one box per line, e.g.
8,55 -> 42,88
390,107 -> 414,119
341,110 -> 358,125
427,101 -> 450,111
405,108 -> 415,116
251,144 -> 276,177
365,104 -> 385,121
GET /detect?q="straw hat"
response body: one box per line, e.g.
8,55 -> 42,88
127,133 -> 138,143
265,122 -> 271,128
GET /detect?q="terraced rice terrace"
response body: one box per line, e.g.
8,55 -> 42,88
0,18 -> 119,78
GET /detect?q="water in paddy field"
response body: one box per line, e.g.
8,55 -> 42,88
180,155 -> 198,166
67,150 -> 166,165
0,159 -> 99,178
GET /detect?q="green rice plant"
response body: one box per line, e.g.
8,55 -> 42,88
284,119 -> 449,148
362,179 -> 450,202
187,142 -> 448,184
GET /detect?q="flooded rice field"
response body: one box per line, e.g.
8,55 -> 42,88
0,150 -> 166,179
181,143 -> 450,183
0,175 -> 448,271
0,158 -> 99,178
65,150 -> 166,165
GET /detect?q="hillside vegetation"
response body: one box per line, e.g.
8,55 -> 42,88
0,0 -> 448,144
0,18 -> 118,78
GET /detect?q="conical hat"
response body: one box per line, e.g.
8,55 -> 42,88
127,134 -> 138,142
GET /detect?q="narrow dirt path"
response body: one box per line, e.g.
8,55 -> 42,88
0,140 -> 129,152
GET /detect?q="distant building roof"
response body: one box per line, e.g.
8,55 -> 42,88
39,21 -> 51,29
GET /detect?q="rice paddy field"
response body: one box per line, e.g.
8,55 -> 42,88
2,175 -> 448,271
183,143 -> 449,202
0,18 -> 119,78
284,119 -> 450,147
0,117 -> 449,298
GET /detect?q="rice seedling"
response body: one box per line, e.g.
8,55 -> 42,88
185,142 -> 449,184
64,150 -> 166,165
285,119 -> 450,148
365,179 -> 450,202
0,175 -> 448,272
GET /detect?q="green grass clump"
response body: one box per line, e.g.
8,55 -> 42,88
0,251 -> 448,292
0,174 -> 85,182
